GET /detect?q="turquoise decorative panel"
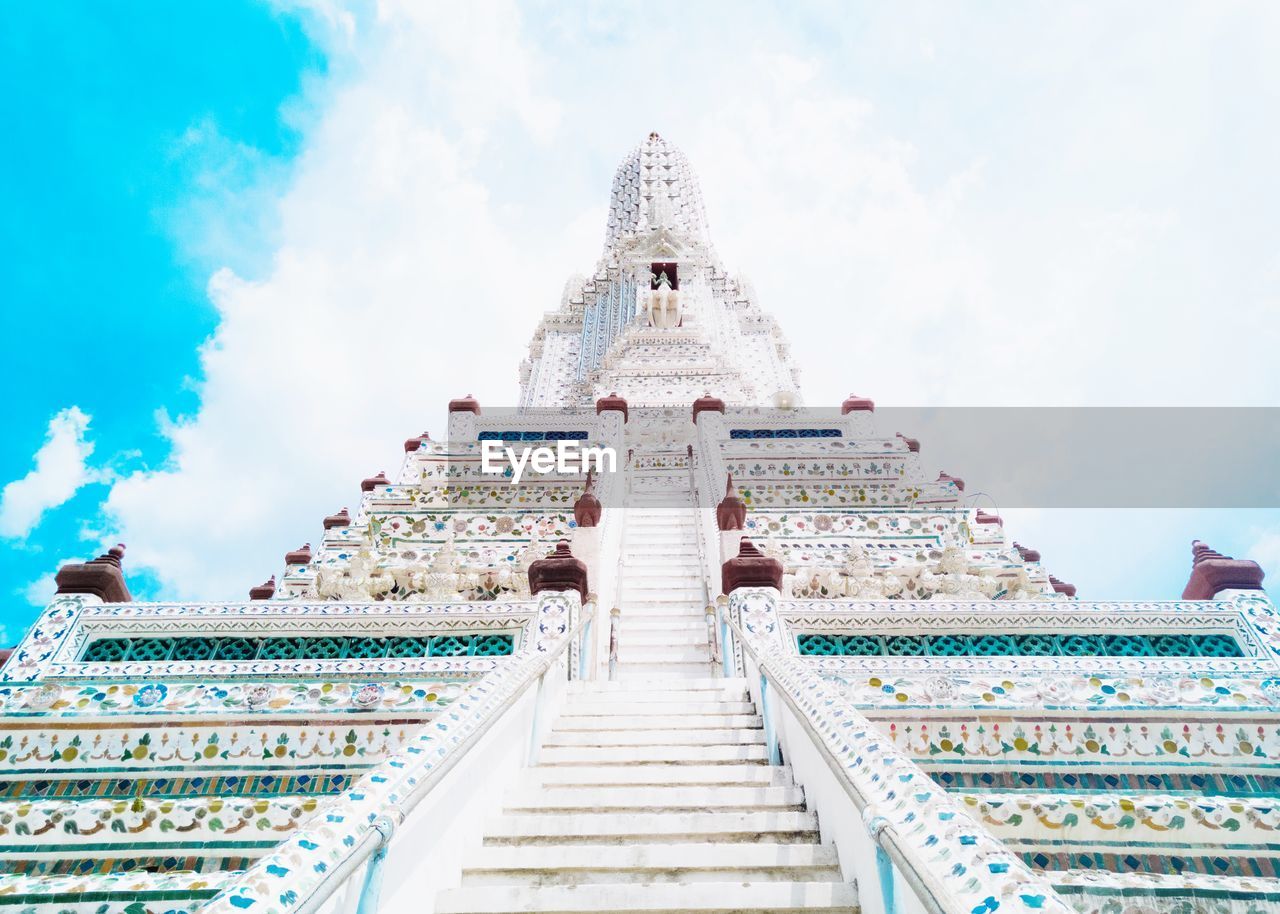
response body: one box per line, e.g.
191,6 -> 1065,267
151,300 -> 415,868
796,632 -> 1244,657
80,632 -> 516,663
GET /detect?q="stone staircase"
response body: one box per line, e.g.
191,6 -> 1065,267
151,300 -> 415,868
434,678 -> 857,913
614,492 -> 714,680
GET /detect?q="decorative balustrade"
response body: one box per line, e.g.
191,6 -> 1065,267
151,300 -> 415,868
200,590 -> 586,914
725,587 -> 1073,914
1,596 -> 538,683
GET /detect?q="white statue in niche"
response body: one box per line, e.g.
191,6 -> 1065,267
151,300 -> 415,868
646,268 -> 681,329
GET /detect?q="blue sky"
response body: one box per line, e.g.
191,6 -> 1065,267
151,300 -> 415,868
2,2 -> 1278,643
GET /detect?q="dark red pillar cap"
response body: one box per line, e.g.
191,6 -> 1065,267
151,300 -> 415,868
1013,542 -> 1041,563
937,472 -> 965,492
1182,540 -> 1265,599
722,537 -> 783,594
896,432 -> 920,453
54,544 -> 132,603
404,431 -> 431,452
360,471 -> 389,492
529,541 -> 588,600
1049,575 -> 1077,597
692,394 -> 726,423
323,507 -> 351,529
448,394 -> 481,415
842,394 -> 875,414
250,575 -> 276,601
595,393 -> 628,423
285,543 -> 313,565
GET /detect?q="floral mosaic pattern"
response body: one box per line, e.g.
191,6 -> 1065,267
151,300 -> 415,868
0,869 -> 236,910
0,678 -> 468,718
0,720 -> 418,771
0,795 -> 317,846
965,792 -> 1280,847
820,670 -> 1280,712
737,481 -> 923,508
1052,870 -> 1280,914
885,716 -> 1280,766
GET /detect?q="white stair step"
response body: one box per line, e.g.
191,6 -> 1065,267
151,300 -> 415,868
615,646 -> 710,663
623,617 -> 706,631
624,546 -> 700,555
459,843 -> 841,886
565,687 -> 746,703
623,603 -> 705,616
544,728 -> 763,748
561,701 -> 757,717
529,764 -> 790,788
436,881 -> 856,912
622,631 -> 706,647
623,581 -> 703,593
615,661 -> 716,678
624,588 -> 705,601
504,785 -> 802,813
553,714 -> 762,731
539,744 -> 768,765
481,810 -> 819,844
565,678 -> 745,694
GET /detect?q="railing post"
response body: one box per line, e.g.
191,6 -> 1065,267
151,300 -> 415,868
717,596 -> 734,678
875,844 -> 897,914
704,604 -> 719,677
354,845 -> 388,914
525,667 -> 548,766
608,606 -> 621,681
759,672 -> 781,766
578,594 -> 596,681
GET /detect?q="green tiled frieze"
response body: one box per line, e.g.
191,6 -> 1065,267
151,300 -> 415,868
931,769 -> 1280,797
79,632 -> 515,664
798,631 -> 1244,657
0,771 -> 351,801
1,854 -> 255,877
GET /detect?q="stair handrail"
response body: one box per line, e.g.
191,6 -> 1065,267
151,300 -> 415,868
686,444 -> 723,670
202,599 -> 592,914
721,598 -> 1070,914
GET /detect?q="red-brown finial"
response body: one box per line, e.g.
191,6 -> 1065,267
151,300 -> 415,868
692,394 -> 726,423
716,473 -> 747,531
595,392 -> 628,422
323,507 -> 351,530
285,543 -> 313,565
721,536 -> 784,594
528,541 -> 588,599
55,544 -> 132,603
249,575 -> 277,601
404,431 -> 431,453
573,470 -> 602,528
448,394 -> 481,415
1182,540 -> 1265,599
842,394 -> 875,414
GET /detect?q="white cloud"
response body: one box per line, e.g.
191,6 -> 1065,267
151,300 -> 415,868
1248,531 -> 1280,578
21,571 -> 57,609
102,3 -> 581,599
0,407 -> 99,539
